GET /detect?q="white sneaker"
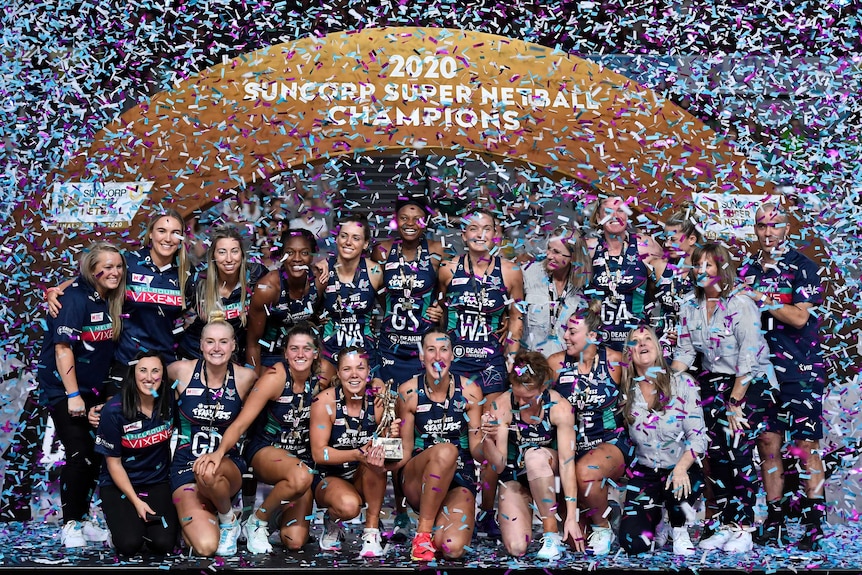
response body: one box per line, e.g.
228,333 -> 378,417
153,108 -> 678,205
81,519 -> 110,542
655,519 -> 671,548
722,528 -> 753,553
61,520 -> 86,549
359,527 -> 384,558
319,514 -> 344,551
588,526 -> 614,555
243,514 -> 273,554
216,515 -> 241,556
536,531 -> 566,560
672,526 -> 695,556
699,525 -> 732,550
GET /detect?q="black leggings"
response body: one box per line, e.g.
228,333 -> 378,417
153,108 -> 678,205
49,398 -> 102,523
620,464 -> 704,554
100,481 -> 179,556
700,372 -> 767,526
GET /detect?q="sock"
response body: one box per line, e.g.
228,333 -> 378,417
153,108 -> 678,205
218,511 -> 235,525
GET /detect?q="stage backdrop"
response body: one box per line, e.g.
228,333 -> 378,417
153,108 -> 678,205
44,26 -> 764,223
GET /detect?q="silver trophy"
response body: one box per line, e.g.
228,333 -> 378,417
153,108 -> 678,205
372,379 -> 403,460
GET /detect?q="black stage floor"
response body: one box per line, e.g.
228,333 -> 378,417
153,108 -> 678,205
1,518 -> 860,575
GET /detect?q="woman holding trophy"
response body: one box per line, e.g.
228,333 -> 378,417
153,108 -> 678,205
309,346 -> 402,557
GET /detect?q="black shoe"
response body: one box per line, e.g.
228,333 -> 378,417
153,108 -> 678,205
475,511 -> 501,539
753,521 -> 787,546
608,500 -> 622,535
797,523 -> 823,551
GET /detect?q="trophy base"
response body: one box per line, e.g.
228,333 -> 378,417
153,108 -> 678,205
372,437 -> 403,460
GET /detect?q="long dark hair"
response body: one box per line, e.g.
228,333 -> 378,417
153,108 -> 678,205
122,351 -> 172,422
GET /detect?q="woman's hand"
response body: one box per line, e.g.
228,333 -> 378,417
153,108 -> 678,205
727,403 -> 750,433
361,441 -> 386,470
67,395 -> 86,418
480,412 -> 498,442
564,515 -> 586,553
193,451 -> 224,479
87,403 -> 104,428
666,466 -> 692,500
132,498 -> 157,522
46,287 -> 65,318
387,418 -> 402,439
313,258 -> 329,281
424,301 -> 443,323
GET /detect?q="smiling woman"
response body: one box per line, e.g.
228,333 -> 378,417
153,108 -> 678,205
245,228 -> 323,375
37,242 -> 126,549
670,243 -> 776,553
309,346 -> 403,558
94,351 -> 178,556
178,226 -> 268,362
45,209 -> 190,384
167,315 -> 257,557
617,326 -> 706,557
522,227 -> 592,357
319,214 -> 385,387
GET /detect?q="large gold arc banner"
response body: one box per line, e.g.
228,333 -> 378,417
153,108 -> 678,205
56,26 -> 765,215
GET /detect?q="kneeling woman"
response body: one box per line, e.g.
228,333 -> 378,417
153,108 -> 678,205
618,326 -> 707,556
168,315 -> 257,556
95,352 -> 178,556
483,351 -> 584,560
548,301 -> 632,555
310,346 -> 402,557
396,329 -> 484,561
193,323 -> 319,554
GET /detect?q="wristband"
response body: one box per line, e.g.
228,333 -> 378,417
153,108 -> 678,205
66,390 -> 81,398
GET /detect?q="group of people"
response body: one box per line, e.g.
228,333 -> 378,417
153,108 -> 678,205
31,192 -> 827,562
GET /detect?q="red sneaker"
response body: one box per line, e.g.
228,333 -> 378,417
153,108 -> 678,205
411,532 -> 436,561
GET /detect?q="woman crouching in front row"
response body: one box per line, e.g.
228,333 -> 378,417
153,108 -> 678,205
618,325 -> 707,556
309,346 -> 402,557
483,350 -> 584,560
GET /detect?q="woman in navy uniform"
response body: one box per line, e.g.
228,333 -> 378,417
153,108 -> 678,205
372,195 -> 443,539
394,329 -> 483,562
47,209 -> 190,383
372,195 -> 443,387
309,346 -> 402,558
318,214 -> 384,386
178,225 -> 267,361
548,300 -> 631,556
168,315 -> 257,557
483,350 -> 583,561
586,196 -> 661,352
652,209 -> 700,355
245,228 -> 323,375
437,208 -> 524,536
95,351 -> 178,556
38,242 -> 126,548
194,322 -> 320,554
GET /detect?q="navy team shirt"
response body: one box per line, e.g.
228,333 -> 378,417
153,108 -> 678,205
742,248 -> 824,382
95,395 -> 174,487
37,276 -> 115,407
118,247 -> 185,365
